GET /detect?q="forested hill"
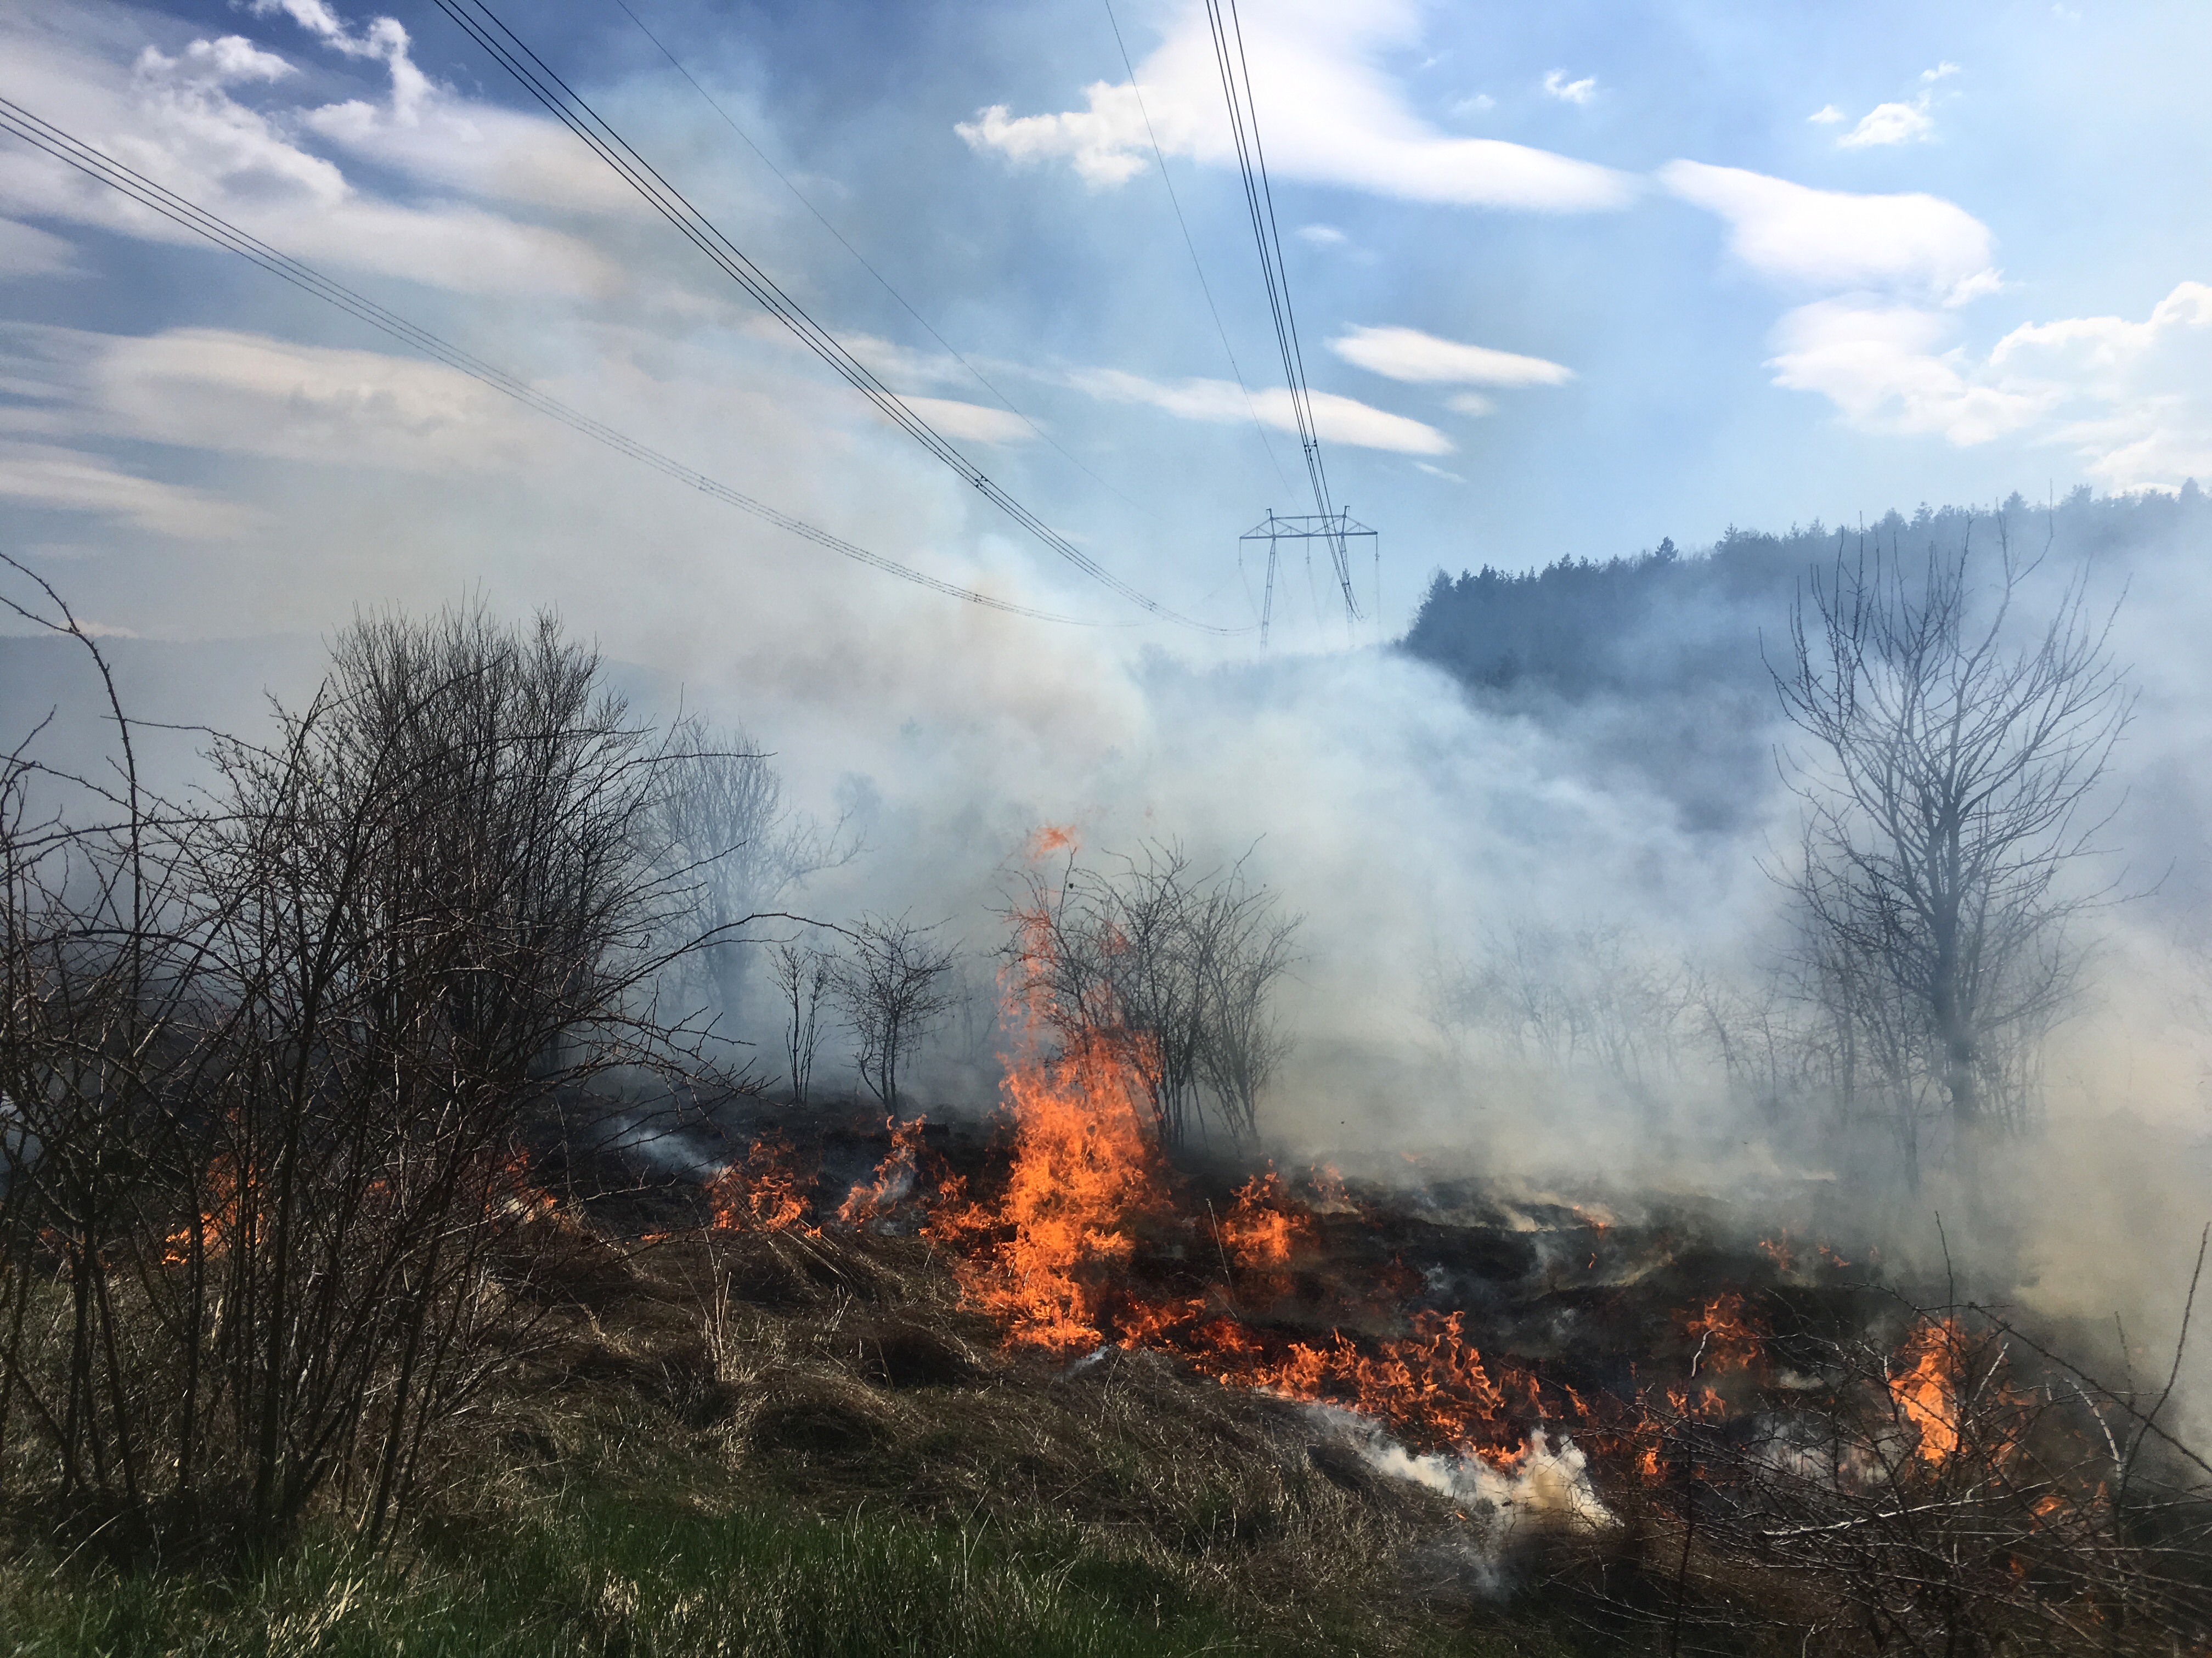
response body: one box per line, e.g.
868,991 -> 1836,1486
1400,483 -> 2211,703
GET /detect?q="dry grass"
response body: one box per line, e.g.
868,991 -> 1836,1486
429,1219 -> 1557,1654
0,1210 -> 1600,1657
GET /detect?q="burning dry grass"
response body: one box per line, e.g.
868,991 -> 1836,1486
2,1193 -> 1578,1656
12,1086 -> 2212,1656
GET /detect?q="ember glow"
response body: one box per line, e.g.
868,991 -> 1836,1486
161,1157 -> 244,1267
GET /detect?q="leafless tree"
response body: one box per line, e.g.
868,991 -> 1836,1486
1441,922 -> 1690,1103
1685,961 -> 1812,1127
649,715 -> 849,1048
831,915 -> 957,1119
1008,842 -> 1299,1146
769,939 -> 832,1105
1774,520 -> 2130,1165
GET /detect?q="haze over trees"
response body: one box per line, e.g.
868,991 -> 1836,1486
1778,528 -> 2130,1172
1418,504 -> 2146,1182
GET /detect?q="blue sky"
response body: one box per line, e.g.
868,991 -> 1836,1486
2,0 -> 2210,654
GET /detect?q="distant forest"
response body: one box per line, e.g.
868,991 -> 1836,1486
1401,482 -> 2212,704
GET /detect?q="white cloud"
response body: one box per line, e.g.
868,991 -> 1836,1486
1767,300 -> 2052,444
957,1 -> 1633,212
1990,281 -> 2212,487
0,13 -> 628,300
1541,70 -> 1596,106
1822,67 -> 1956,150
1329,324 -> 1573,387
1449,93 -> 1496,117
247,0 -> 430,118
258,0 -> 646,217
956,86 -> 1156,188
1071,367 -> 1452,454
891,396 -> 1037,445
9,325 -> 549,476
0,439 -> 262,539
1838,99 -> 1934,149
1657,159 -> 2053,466
1443,391 -> 1494,416
1299,223 -> 1348,246
1808,105 -> 1846,126
1766,283 -> 2212,490
1414,461 -> 1466,482
1657,160 -> 1997,303
0,218 -> 79,278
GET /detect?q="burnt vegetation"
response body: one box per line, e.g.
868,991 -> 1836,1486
4,494 -> 2212,1658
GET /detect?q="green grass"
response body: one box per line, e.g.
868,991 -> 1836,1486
2,1493 -> 1260,1658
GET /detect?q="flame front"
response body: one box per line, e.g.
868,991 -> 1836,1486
936,1031 -> 1167,1351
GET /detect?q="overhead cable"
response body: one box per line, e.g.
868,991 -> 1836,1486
1099,0 -> 1290,496
607,0 -> 1148,516
426,0 -> 1237,634
1200,0 -> 1360,622
0,94 -> 1097,625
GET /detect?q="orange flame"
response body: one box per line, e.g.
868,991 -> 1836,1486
497,1146 -> 563,1226
1220,1171 -> 1313,1271
937,947 -> 1528,1456
948,1030 -> 1167,1352
837,1116 -> 930,1229
707,1132 -> 815,1234
1890,1320 -> 1961,1463
1683,1293 -> 1763,1377
1024,825 -> 1079,859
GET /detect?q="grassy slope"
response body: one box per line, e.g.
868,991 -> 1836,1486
1,1220 -> 1593,1658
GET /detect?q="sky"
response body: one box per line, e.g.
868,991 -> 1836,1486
3,0 -> 2211,658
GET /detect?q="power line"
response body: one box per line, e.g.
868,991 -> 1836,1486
1200,0 -> 1359,624
426,0 -> 1237,634
1099,0 -> 1289,495
607,0 -> 1146,516
0,94 -> 1099,625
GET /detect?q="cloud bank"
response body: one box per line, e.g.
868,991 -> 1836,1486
957,1 -> 1633,211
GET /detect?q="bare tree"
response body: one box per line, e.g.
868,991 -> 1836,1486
1441,921 -> 1690,1103
1008,842 -> 1299,1146
831,915 -> 957,1119
1686,961 -> 1811,1127
770,939 -> 832,1105
649,715 -> 848,1047
1774,520 -> 2130,1163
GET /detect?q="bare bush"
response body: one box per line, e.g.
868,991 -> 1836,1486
0,595 -> 716,1558
1008,842 -> 1297,1145
1620,1282 -> 2212,1656
831,916 -> 957,1119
